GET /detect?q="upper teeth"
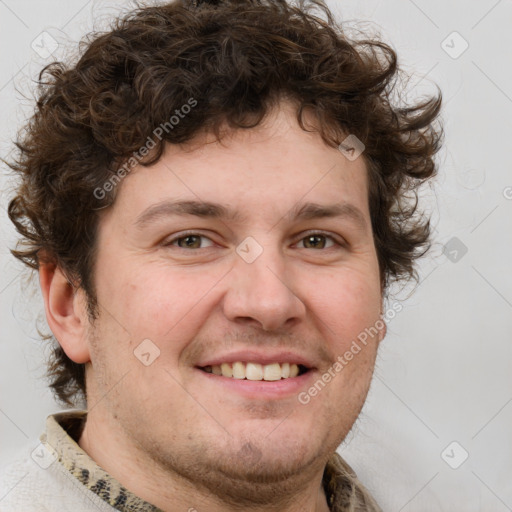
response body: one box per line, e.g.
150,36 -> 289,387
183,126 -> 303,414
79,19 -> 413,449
205,362 -> 300,381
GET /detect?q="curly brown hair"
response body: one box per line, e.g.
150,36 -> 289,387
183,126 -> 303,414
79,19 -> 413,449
6,0 -> 442,406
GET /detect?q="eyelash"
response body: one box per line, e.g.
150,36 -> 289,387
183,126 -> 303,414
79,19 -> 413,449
164,231 -> 346,250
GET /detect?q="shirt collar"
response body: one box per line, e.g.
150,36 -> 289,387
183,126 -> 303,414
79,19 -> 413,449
41,410 -> 380,512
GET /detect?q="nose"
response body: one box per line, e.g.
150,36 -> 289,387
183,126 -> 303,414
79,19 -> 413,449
221,243 -> 306,332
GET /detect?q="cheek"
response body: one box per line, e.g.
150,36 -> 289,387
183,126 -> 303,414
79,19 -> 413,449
310,272 -> 381,402
95,262 -> 225,358
301,267 -> 382,341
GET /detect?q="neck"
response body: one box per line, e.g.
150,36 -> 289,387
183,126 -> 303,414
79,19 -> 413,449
78,408 -> 332,512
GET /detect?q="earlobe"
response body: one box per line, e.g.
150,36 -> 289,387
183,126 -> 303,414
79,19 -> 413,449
39,262 -> 91,364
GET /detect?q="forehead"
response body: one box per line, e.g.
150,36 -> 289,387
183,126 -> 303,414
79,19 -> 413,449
106,103 -> 370,227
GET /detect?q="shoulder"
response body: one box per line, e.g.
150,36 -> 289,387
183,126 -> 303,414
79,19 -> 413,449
0,443 -> 114,512
0,442 -> 49,512
325,451 -> 383,512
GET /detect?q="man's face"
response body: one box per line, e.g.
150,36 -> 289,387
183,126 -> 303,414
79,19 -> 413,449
84,103 -> 384,496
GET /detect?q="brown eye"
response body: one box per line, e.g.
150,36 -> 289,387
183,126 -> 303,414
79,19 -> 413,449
299,234 -> 335,249
177,235 -> 202,248
167,234 -> 214,249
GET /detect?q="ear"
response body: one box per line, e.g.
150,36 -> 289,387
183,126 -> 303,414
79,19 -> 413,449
39,261 -> 91,364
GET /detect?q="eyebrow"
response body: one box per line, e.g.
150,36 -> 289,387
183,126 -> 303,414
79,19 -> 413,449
135,200 -> 246,228
134,199 -> 368,231
289,202 -> 368,231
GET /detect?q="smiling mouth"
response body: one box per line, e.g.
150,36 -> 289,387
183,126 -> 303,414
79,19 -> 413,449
198,362 -> 310,381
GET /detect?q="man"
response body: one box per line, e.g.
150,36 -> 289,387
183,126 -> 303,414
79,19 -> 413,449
0,0 -> 442,510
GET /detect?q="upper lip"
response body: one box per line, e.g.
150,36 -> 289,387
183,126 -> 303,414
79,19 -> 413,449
196,350 -> 315,369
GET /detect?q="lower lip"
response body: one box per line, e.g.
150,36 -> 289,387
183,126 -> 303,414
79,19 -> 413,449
195,367 -> 316,399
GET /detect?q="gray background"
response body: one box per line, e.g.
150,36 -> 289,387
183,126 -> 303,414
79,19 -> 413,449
1,0 -> 511,510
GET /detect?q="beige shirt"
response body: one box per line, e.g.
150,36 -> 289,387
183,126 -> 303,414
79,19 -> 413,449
0,410 -> 382,511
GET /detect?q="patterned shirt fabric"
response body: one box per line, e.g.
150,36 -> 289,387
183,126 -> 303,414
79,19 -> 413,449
40,410 -> 382,512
